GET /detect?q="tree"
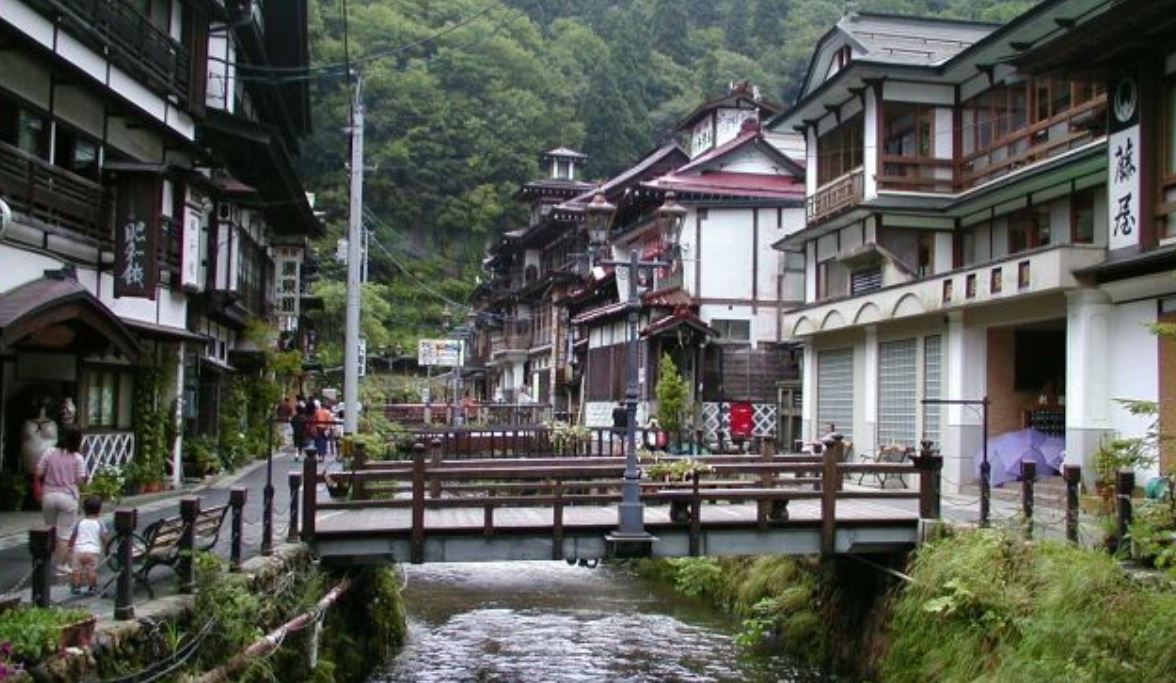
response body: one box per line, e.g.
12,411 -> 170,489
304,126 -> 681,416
656,353 -> 691,445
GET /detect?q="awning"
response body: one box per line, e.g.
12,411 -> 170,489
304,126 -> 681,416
0,271 -> 141,359
123,319 -> 208,343
642,310 -> 718,339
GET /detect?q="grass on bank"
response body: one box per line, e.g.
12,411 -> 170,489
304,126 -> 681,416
883,528 -> 1176,683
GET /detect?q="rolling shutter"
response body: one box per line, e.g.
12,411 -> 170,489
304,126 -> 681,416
817,348 -> 854,439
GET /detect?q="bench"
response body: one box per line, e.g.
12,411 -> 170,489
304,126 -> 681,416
104,504 -> 230,598
856,446 -> 911,489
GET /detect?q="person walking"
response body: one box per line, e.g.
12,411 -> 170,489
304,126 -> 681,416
35,424 -> 88,574
291,397 -> 308,462
69,495 -> 107,595
276,395 -> 296,451
313,399 -> 333,461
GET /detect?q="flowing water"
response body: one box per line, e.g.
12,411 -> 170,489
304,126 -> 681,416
371,561 -> 832,683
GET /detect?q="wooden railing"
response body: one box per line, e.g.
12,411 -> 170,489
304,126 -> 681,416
0,140 -> 108,244
26,0 -> 195,105
956,95 -> 1107,191
383,404 -> 555,428
302,438 -> 943,560
877,156 -> 956,193
807,168 -> 864,223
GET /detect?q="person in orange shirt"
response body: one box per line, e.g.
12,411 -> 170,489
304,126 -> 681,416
312,399 -> 333,461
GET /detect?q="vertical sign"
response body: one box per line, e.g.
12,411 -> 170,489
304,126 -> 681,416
274,246 -> 303,331
180,201 -> 203,291
114,174 -> 160,299
1108,72 -> 1141,251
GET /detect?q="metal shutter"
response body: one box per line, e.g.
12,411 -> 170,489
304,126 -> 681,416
923,335 -> 942,446
878,338 -> 917,448
817,348 -> 854,440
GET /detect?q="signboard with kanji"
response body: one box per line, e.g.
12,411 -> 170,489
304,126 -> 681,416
114,174 -> 160,299
1108,72 -> 1141,252
418,339 -> 463,367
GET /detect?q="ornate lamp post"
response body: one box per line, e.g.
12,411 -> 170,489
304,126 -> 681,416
585,192 -> 687,552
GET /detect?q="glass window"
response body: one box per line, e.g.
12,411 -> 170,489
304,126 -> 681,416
17,109 -> 48,158
713,319 -> 751,342
817,115 -> 863,185
84,368 -> 129,428
1071,188 -> 1095,244
1009,204 -> 1051,253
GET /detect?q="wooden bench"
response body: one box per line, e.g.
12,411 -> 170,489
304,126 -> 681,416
856,446 -> 911,489
104,504 -> 230,598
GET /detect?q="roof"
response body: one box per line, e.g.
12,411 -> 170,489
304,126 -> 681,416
562,142 -> 689,209
642,310 -> 718,338
673,122 -> 805,177
542,147 -> 588,159
837,12 -> 998,67
0,273 -> 141,358
513,178 -> 595,202
645,172 -> 805,201
569,286 -> 691,325
1011,0 -> 1176,74
675,81 -> 784,131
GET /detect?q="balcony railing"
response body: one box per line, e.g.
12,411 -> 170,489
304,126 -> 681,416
0,140 -> 109,245
27,0 -> 194,105
957,95 -> 1107,191
807,168 -> 864,223
877,156 -> 955,193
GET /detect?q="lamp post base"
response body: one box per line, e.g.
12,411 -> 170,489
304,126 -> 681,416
605,531 -> 657,559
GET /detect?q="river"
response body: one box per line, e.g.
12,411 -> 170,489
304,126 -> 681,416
371,561 -> 832,683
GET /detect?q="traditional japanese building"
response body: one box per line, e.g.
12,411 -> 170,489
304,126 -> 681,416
770,2 -> 1170,488
0,0 -> 321,492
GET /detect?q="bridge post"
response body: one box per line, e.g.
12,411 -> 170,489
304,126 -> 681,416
229,487 -> 247,571
1021,460 -> 1036,540
28,526 -> 54,608
288,472 -> 302,543
820,435 -> 844,557
758,437 -> 775,529
913,440 -> 943,520
113,508 -> 137,620
430,439 -> 442,499
301,449 -> 317,543
353,442 -> 368,501
411,443 -> 427,563
552,480 -> 564,560
178,497 -> 200,594
1116,469 -> 1134,549
689,470 -> 702,556
1063,465 -> 1081,544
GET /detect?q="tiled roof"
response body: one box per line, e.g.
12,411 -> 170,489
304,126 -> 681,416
645,172 -> 805,200
838,12 -> 998,67
0,274 -> 141,358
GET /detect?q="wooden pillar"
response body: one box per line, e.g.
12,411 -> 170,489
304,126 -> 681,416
429,438 -> 442,499
1021,460 -> 1036,540
820,436 -> 844,557
287,472 -> 302,543
352,442 -> 368,501
411,443 -> 426,564
229,488 -> 246,571
913,440 -> 943,520
1116,469 -> 1135,547
113,508 -> 136,620
301,450 -> 317,543
1063,464 -> 1081,544
178,497 -> 200,594
28,527 -> 54,608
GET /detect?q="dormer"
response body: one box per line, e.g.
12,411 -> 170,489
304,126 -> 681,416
541,147 -> 587,182
675,82 -> 783,160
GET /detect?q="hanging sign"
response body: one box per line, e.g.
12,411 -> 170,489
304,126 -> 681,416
114,175 -> 160,299
1107,72 -> 1141,252
180,202 -> 203,291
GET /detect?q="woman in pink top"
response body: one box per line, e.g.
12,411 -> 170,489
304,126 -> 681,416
35,425 -> 88,572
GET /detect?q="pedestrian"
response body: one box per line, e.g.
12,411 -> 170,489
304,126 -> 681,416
69,495 -> 107,595
611,402 -> 627,455
276,395 -> 295,451
35,424 -> 87,574
313,399 -> 333,461
291,398 -> 308,462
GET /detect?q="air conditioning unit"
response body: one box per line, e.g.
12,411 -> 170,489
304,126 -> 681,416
216,202 -> 233,222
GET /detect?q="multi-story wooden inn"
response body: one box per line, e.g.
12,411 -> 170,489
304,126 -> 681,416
771,1 -> 1174,488
0,0 -> 321,490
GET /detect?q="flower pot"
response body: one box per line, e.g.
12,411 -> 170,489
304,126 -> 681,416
142,481 -> 163,494
325,476 -> 351,500
59,615 -> 97,651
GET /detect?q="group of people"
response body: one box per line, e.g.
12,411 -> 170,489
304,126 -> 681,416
35,424 -> 106,595
277,394 -> 352,461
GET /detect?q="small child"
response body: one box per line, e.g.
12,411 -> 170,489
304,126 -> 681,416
70,495 -> 107,595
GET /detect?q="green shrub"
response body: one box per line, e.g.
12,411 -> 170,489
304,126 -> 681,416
669,557 -> 723,597
0,606 -> 91,663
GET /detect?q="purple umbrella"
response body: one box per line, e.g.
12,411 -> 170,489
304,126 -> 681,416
975,428 -> 1060,487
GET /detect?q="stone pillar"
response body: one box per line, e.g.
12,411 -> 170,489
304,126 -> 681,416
1065,288 -> 1113,486
861,326 -> 878,456
942,312 -> 986,493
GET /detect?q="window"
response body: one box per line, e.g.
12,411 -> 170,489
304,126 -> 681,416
1008,204 -> 1051,253
923,336 -> 942,445
133,0 -> 171,31
878,338 -> 917,448
817,348 -> 854,440
713,319 -> 751,342
556,159 -> 571,180
917,233 -> 935,276
0,93 -> 50,158
850,266 -> 882,295
54,127 -> 99,179
816,259 -> 848,301
1071,188 -> 1095,244
817,115 -> 864,185
83,368 -> 132,429
882,103 -> 933,159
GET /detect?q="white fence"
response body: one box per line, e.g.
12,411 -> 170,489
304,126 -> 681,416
81,431 -> 135,476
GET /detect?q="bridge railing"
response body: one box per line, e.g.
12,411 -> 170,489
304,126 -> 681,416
301,437 -> 942,560
386,427 -> 776,459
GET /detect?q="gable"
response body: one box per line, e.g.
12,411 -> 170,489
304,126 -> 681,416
688,142 -> 794,177
803,29 -> 862,97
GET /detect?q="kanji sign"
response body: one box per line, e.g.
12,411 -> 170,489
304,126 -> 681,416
114,174 -> 160,299
1108,73 -> 1141,251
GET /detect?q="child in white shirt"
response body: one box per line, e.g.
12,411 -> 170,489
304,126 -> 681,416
70,495 -> 107,595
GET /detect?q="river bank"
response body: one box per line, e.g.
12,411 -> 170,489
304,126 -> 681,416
642,528 -> 1176,682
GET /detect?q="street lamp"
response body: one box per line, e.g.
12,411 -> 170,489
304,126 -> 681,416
588,191 -> 686,554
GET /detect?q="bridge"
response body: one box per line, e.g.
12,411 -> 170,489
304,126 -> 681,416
296,437 -> 944,565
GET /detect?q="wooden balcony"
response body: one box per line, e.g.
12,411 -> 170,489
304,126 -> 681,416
877,156 -> 956,193
956,95 -> 1107,191
807,168 -> 864,224
0,140 -> 109,245
26,0 -> 194,105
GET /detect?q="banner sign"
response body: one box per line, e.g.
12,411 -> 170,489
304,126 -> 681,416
418,339 -> 463,367
1108,72 -> 1141,251
114,174 -> 160,299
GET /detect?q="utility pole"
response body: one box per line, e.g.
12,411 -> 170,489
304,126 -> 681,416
343,77 -> 364,436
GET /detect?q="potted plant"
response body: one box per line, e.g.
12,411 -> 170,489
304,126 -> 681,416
81,465 -> 125,503
324,472 -> 351,499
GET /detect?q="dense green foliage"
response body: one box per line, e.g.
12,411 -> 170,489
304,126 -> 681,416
884,528 -> 1176,682
0,606 -> 91,663
302,0 -> 1037,353
655,353 -> 690,439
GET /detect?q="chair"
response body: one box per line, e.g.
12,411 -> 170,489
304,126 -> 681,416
856,445 -> 911,488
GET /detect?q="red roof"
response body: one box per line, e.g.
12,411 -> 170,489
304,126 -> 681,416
646,172 -> 805,200
642,310 -> 718,338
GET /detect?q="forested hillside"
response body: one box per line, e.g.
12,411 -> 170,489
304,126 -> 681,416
301,0 -> 1036,360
